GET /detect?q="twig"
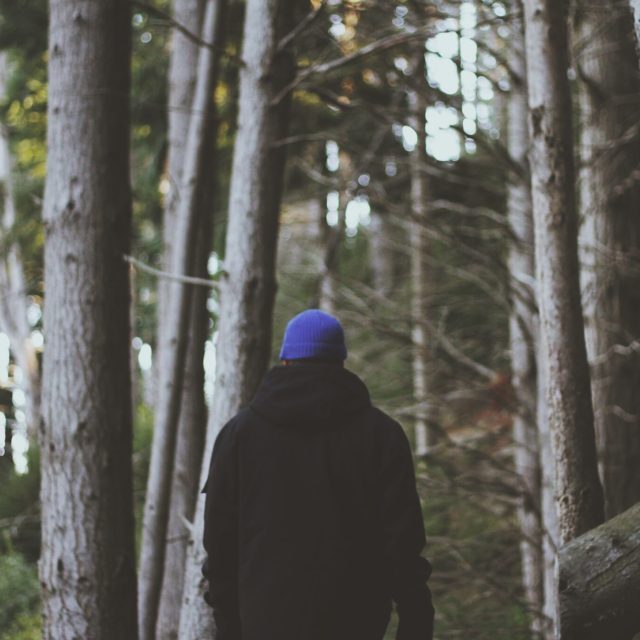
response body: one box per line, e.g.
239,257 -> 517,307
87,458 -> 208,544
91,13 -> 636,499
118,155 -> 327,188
124,254 -> 221,289
271,27 -> 434,105
277,0 -> 327,52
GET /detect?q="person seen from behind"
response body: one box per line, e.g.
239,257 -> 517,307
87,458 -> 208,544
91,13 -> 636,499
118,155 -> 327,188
202,308 -> 435,639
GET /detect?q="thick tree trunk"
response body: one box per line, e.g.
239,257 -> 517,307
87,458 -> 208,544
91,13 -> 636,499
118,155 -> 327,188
408,78 -> 437,457
178,1 -> 296,636
39,0 -> 137,637
559,501 -> 640,639
575,0 -> 640,520
506,5 -> 544,632
522,0 -> 604,545
138,2 -> 223,638
0,53 -> 41,437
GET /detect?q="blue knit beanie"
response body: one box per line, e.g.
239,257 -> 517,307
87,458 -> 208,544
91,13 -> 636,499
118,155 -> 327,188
279,309 -> 347,362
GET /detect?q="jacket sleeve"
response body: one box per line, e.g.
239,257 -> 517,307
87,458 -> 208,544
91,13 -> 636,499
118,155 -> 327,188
202,420 -> 241,640
378,418 -> 435,640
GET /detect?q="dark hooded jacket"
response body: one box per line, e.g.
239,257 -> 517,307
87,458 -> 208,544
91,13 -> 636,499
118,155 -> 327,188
202,363 -> 434,640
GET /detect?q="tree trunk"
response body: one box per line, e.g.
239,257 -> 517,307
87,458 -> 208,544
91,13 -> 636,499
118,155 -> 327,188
156,29 -> 223,634
369,211 -> 395,298
630,0 -> 640,56
316,198 -> 342,316
537,341 -> 560,639
506,4 -> 544,632
0,52 -> 41,438
408,75 -> 438,457
559,500 -> 640,639
178,1 -> 296,636
575,0 -> 640,520
522,0 -> 604,545
138,2 -> 223,638
157,0 -> 204,351
39,0 -> 137,637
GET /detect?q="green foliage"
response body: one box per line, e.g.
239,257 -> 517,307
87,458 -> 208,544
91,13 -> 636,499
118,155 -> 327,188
2,611 -> 41,640
133,402 -> 154,554
0,553 -> 39,637
0,448 -> 39,561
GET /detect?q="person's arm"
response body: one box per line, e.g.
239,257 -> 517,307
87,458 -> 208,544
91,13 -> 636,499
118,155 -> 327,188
378,418 -> 435,640
202,420 -> 241,640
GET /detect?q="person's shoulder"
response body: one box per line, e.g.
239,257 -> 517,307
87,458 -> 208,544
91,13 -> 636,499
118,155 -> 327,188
215,406 -> 253,442
369,405 -> 410,445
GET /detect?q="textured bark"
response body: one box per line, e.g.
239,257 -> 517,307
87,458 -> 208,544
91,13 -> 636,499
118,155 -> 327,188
178,1 -> 296,636
138,2 -> 223,638
537,341 -> 560,638
0,53 -> 41,436
156,18 -> 223,631
40,1 -> 137,637
408,83 -> 437,457
157,0 -> 204,343
506,5 -> 544,632
155,224 -> 210,640
559,501 -> 640,639
575,0 -> 640,520
522,0 -> 604,545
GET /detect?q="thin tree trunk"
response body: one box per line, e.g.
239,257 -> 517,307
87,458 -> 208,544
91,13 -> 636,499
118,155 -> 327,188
157,0 -> 205,348
316,199 -> 342,316
156,39 -> 223,635
506,3 -> 544,631
178,1 -> 296,636
409,73 -> 438,457
575,0 -> 640,519
537,341 -> 560,639
0,53 -> 41,437
39,0 -> 137,637
138,2 -> 223,637
522,0 -> 604,545
630,0 -> 640,56
369,210 -> 395,298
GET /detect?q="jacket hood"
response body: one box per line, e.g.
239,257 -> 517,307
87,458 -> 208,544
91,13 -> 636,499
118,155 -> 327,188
250,363 -> 371,430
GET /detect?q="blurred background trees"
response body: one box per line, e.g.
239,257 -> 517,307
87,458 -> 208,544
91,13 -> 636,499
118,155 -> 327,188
0,0 -> 638,638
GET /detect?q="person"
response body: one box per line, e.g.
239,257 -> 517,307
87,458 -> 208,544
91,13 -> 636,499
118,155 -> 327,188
202,309 -> 435,640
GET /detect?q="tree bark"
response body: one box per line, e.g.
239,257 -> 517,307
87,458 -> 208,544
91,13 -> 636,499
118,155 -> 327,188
178,1 -> 296,636
506,3 -> 544,632
0,52 -> 41,437
39,0 -> 137,637
369,210 -> 395,298
522,0 -> 604,545
537,341 -> 560,639
408,74 -> 438,457
157,0 -> 205,346
630,0 -> 640,57
316,197 -> 342,316
559,501 -> 640,639
156,16 -> 223,630
575,0 -> 640,520
138,2 -> 223,638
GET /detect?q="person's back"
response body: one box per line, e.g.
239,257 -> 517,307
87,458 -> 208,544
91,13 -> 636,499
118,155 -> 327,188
202,310 -> 435,640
